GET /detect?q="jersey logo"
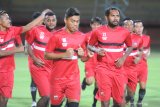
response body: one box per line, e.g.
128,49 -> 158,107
62,38 -> 68,47
132,42 -> 138,47
40,32 -> 45,39
53,95 -> 59,100
102,32 -> 107,40
0,37 -> 4,42
62,38 -> 67,42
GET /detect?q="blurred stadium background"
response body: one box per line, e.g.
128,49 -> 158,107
0,0 -> 160,49
0,0 -> 160,107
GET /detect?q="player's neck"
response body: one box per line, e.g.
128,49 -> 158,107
107,24 -> 118,30
64,27 -> 75,34
136,33 -> 143,36
0,26 -> 7,31
46,26 -> 54,32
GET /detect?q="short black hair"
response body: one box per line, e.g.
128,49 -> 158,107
0,10 -> 7,16
123,17 -> 132,22
32,11 -> 41,19
90,16 -> 102,25
65,7 -> 80,19
133,20 -> 143,26
121,17 -> 133,26
45,11 -> 56,17
105,7 -> 120,17
134,20 -> 143,24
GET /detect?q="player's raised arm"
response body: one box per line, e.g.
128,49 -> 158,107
21,9 -> 52,33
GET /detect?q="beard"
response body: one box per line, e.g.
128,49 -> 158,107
46,25 -> 55,31
108,21 -> 119,28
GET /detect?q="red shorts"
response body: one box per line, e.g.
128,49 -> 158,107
85,62 -> 95,78
0,71 -> 14,98
50,78 -> 81,105
137,60 -> 148,83
95,64 -> 125,103
84,54 -> 97,78
124,64 -> 138,92
30,65 -> 51,97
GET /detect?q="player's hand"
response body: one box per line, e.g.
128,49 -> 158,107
41,9 -> 52,18
97,48 -> 105,56
78,45 -> 84,57
33,58 -> 45,67
115,57 -> 125,68
133,56 -> 141,64
87,50 -> 94,58
64,48 -> 74,58
15,46 -> 24,53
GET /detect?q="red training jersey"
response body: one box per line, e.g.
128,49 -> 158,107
89,25 -> 132,65
45,28 -> 85,79
84,32 -> 97,70
25,25 -> 54,71
141,34 -> 150,61
124,33 -> 143,67
0,26 -> 22,72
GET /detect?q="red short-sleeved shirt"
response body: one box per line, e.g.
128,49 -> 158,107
89,25 -> 132,64
0,26 -> 22,72
25,25 -> 54,71
142,34 -> 150,59
45,28 -> 85,79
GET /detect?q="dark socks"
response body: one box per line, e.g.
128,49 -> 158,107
31,80 -> 37,102
68,102 -> 79,107
138,89 -> 146,103
51,105 -> 61,107
82,78 -> 87,90
92,87 -> 98,106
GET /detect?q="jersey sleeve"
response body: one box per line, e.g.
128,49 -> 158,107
15,35 -> 22,45
13,26 -> 23,36
88,30 -> 98,45
146,36 -> 151,48
45,35 -> 57,53
25,28 -> 36,45
124,32 -> 132,47
138,38 -> 143,49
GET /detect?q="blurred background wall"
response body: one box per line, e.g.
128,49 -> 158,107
0,0 -> 159,49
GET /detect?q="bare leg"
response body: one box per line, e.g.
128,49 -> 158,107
101,101 -> 110,107
37,96 -> 50,107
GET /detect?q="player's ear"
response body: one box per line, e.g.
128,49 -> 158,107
0,17 -> 2,24
64,18 -> 67,24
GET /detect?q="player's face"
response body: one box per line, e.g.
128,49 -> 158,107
44,15 -> 57,30
90,22 -> 102,30
106,10 -> 120,27
123,20 -> 134,32
134,22 -> 144,35
0,13 -> 11,28
65,15 -> 80,33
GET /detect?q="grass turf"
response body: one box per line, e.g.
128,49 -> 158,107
7,51 -> 160,107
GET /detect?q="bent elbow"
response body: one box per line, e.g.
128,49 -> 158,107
44,52 -> 50,60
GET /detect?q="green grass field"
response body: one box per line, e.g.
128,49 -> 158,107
7,51 -> 160,107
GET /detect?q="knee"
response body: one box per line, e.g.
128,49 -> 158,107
86,78 -> 94,85
101,101 -> 110,107
41,96 -> 50,101
140,82 -> 146,89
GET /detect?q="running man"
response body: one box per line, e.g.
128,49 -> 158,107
45,7 -> 85,107
0,9 -> 51,107
88,7 -> 133,107
81,16 -> 102,107
134,20 -> 150,107
26,11 -> 57,107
